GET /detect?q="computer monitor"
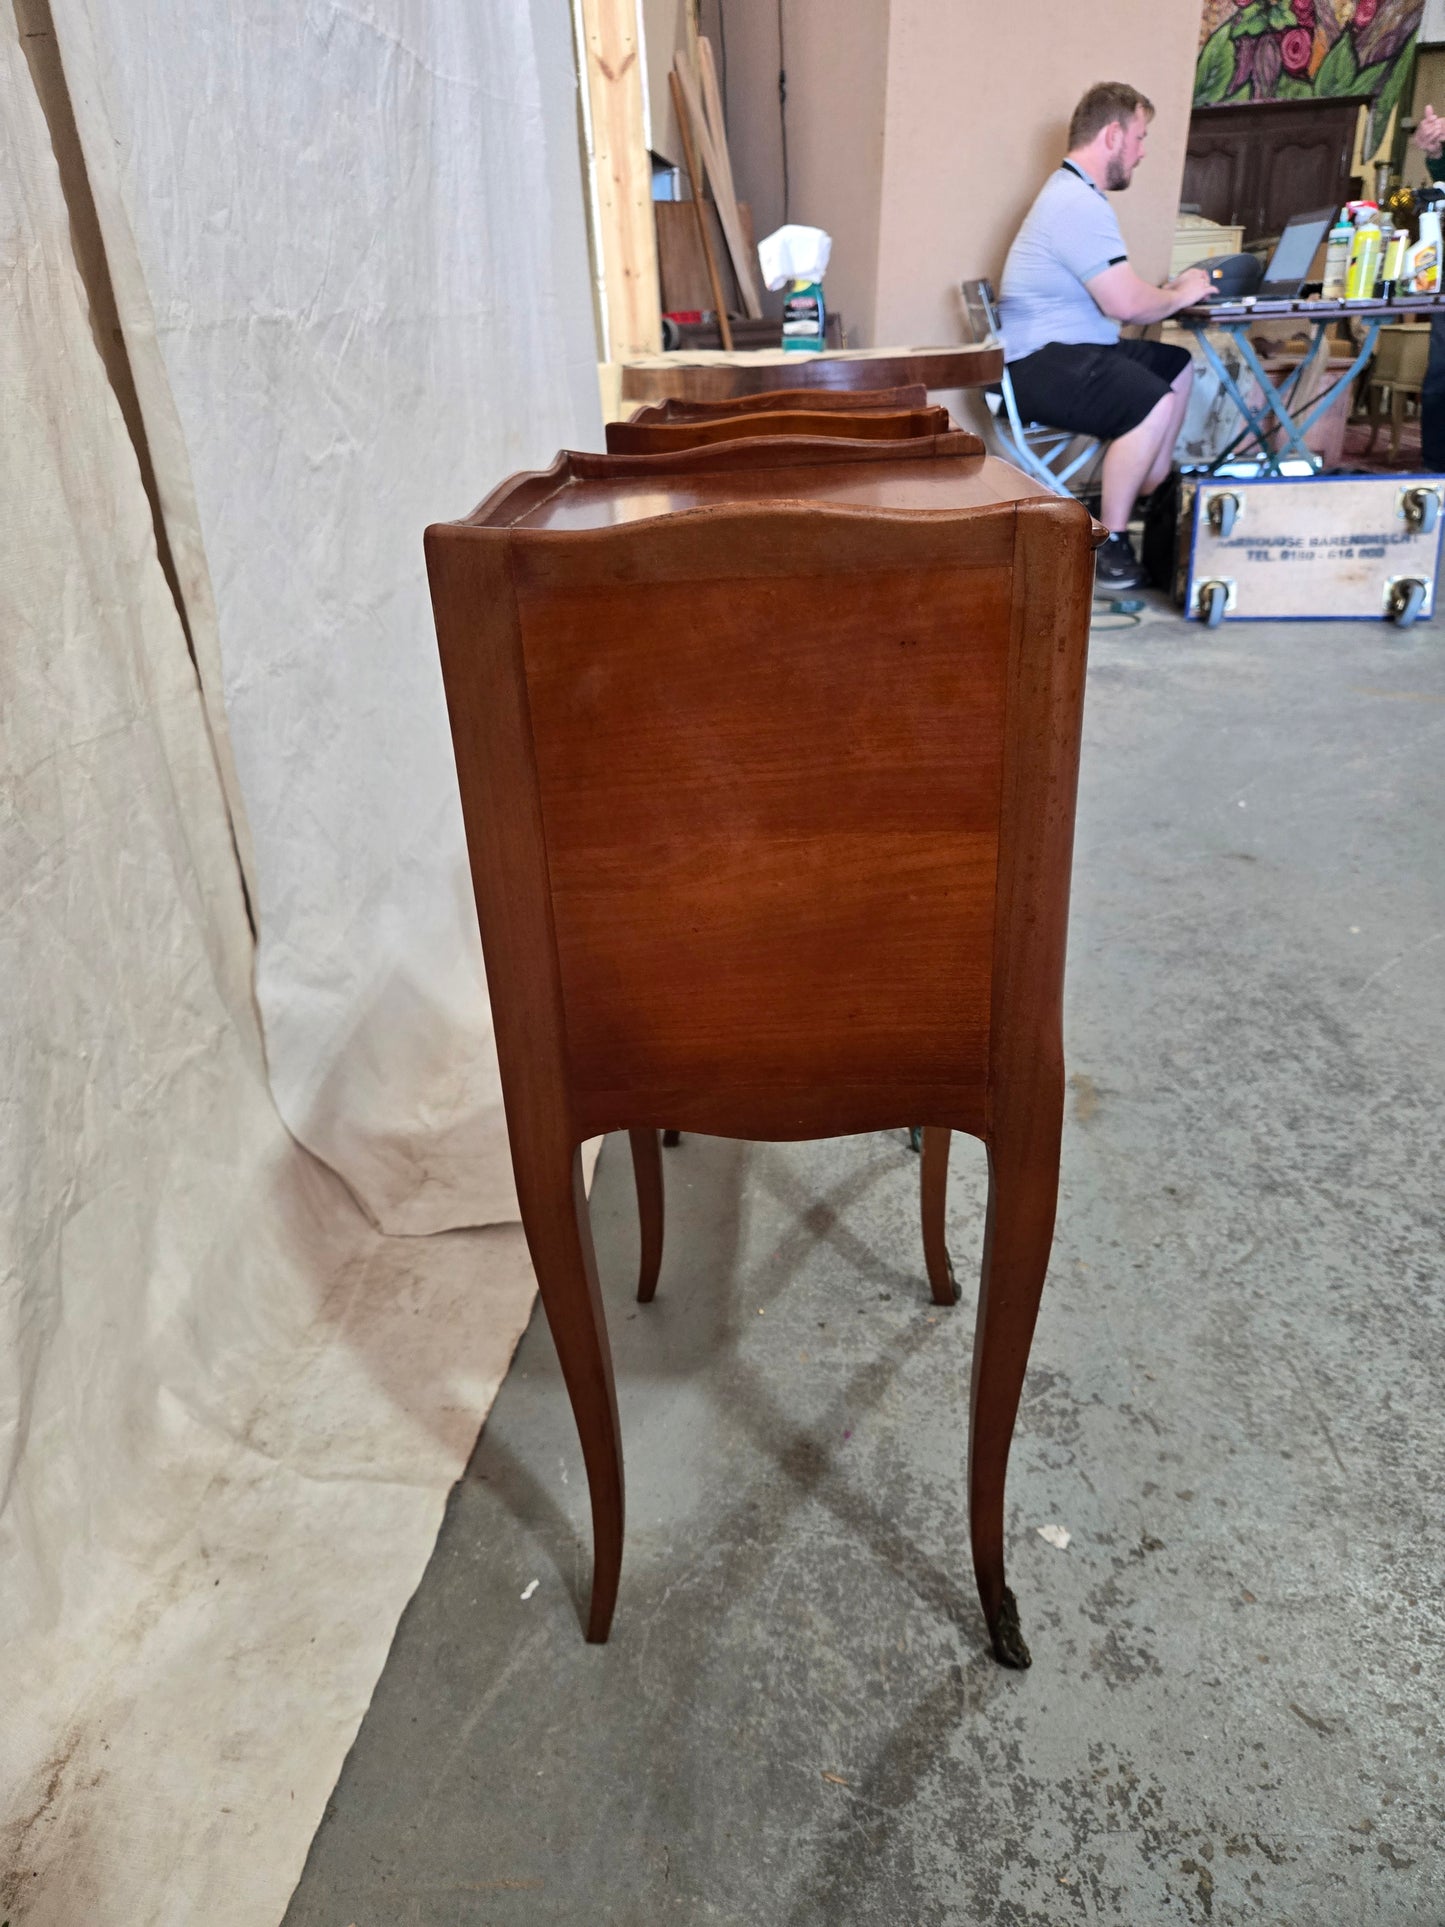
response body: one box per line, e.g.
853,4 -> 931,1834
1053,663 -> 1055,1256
1257,207 -> 1336,300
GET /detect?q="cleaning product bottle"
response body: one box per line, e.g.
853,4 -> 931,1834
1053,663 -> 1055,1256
781,278 -> 826,352
1381,219 -> 1408,298
1322,214 -> 1353,299
1346,204 -> 1382,299
1405,188 -> 1443,294
1374,214 -> 1395,296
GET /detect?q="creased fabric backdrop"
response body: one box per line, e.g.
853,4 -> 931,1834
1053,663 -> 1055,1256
51,0 -> 603,1234
2,1 -> 600,1918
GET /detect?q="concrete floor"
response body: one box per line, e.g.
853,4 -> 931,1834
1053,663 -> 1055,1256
284,606 -> 1444,1926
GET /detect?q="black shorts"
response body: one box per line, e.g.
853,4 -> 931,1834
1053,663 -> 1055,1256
1005,338 -> 1192,441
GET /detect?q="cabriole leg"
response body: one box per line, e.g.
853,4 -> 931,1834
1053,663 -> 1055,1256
920,1127 -> 958,1306
968,1119 -> 1061,1668
515,1141 -> 625,1642
629,1127 -> 665,1304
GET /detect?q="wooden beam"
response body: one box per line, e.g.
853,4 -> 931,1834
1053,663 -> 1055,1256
577,0 -> 661,358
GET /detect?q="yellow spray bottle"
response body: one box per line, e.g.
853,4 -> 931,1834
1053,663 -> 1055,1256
1405,187 -> 1444,294
1346,203 -> 1382,299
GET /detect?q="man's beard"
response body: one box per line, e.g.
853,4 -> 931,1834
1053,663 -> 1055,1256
1105,154 -> 1132,191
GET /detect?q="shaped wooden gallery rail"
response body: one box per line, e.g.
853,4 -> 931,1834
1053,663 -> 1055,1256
426,423 -> 1101,1669
618,345 -> 1006,405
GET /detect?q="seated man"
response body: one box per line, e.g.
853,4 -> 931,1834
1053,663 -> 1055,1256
998,81 -> 1212,589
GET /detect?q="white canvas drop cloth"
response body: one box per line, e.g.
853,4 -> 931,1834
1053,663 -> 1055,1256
49,0 -> 604,1234
0,10 -> 548,1919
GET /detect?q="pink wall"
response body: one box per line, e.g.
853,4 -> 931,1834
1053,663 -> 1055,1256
874,0 -> 1201,343
720,0 -> 891,337
720,0 -> 1197,350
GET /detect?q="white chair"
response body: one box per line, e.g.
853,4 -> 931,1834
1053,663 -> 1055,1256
961,278 -> 1103,499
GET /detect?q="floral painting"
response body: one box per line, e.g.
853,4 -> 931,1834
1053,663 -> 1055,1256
1195,0 -> 1421,113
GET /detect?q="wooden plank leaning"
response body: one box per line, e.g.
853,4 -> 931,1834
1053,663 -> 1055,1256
672,50 -> 763,320
697,38 -> 764,317
668,69 -> 734,352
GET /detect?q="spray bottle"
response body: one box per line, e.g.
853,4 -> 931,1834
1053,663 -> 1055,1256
1405,187 -> 1444,294
1346,203 -> 1382,299
781,279 -> 826,352
1322,213 -> 1353,299
757,224 -> 833,354
1380,219 -> 1408,298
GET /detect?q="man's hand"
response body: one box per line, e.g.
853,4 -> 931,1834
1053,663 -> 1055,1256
1415,102 -> 1445,158
1168,266 -> 1214,305
1088,260 -> 1216,324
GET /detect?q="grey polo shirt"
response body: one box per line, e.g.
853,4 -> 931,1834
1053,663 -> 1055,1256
996,160 -> 1127,362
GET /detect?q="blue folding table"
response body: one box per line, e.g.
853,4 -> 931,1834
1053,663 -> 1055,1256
1177,292 -> 1444,475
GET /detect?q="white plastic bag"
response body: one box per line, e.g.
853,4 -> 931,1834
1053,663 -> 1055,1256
758,223 -> 832,290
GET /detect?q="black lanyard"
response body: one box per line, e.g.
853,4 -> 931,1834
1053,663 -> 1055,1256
1061,159 -> 1103,198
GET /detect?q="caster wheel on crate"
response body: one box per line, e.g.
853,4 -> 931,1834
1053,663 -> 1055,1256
1207,491 -> 1240,539
1388,578 -> 1427,629
1199,580 -> 1229,629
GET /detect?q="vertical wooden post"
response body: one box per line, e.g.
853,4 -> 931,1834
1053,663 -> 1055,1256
576,0 -> 662,360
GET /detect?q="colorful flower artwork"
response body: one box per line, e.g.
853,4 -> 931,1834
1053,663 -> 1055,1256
1194,0 -> 1421,113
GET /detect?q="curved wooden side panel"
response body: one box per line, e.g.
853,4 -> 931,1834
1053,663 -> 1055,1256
626,382 -> 929,423
569,432 -> 986,475
618,344 -> 1005,404
605,406 -> 952,454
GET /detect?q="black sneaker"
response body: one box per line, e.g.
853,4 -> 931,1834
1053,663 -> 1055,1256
1095,531 -> 1146,590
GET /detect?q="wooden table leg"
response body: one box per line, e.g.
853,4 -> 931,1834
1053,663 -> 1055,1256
1362,385 -> 1377,454
515,1138 -> 626,1642
629,1127 -> 665,1303
920,1127 -> 959,1306
967,1096 -> 1062,1669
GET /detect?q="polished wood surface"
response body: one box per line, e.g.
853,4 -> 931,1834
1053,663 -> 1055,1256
466,439 -> 1013,537
619,345 -> 1005,403
427,442 -> 1098,1667
628,382 -> 929,423
605,405 -> 953,454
